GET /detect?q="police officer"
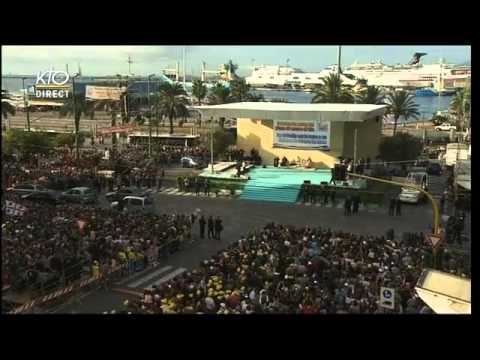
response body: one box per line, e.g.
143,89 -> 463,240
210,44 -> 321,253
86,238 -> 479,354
214,216 -> 223,240
207,216 -> 215,239
199,215 -> 206,239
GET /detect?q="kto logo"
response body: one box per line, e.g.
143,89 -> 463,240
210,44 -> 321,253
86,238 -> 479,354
36,67 -> 70,85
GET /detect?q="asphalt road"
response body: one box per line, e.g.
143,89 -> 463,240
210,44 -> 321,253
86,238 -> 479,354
54,184 -> 462,314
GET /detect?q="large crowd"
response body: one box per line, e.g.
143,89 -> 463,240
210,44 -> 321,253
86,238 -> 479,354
2,192 -> 198,294
119,223 -> 469,314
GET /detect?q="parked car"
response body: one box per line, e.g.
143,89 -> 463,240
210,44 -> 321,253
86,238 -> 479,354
435,123 -> 456,131
181,156 -> 204,169
426,163 -> 443,176
21,191 -> 62,205
60,187 -> 97,204
6,183 -> 54,196
111,195 -> 154,213
399,171 -> 428,204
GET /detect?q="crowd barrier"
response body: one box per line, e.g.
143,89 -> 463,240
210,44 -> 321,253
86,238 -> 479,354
7,263 -> 126,314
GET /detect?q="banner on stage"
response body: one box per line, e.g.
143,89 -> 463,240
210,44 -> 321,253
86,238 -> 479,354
273,120 -> 330,149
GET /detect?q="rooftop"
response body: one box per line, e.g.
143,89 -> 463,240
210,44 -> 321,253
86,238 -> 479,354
192,102 -> 387,122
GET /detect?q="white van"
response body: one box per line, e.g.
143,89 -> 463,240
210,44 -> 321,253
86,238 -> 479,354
399,171 -> 428,204
111,195 -> 154,213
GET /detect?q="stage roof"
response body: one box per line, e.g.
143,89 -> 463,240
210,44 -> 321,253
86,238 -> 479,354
192,102 -> 388,122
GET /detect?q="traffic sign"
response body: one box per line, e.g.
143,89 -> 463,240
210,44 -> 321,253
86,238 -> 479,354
380,287 -> 395,310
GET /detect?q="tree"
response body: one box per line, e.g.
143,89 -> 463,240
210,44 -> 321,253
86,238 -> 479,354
55,133 -> 76,150
155,82 -> 189,134
208,82 -> 232,105
356,85 -> 385,104
384,90 -> 420,135
5,130 -> 54,159
311,73 -> 354,104
209,128 -> 235,158
192,79 -> 207,105
431,114 -> 449,126
2,100 -> 16,119
379,133 -> 423,163
230,78 -> 251,102
450,88 -> 470,131
59,93 -> 94,159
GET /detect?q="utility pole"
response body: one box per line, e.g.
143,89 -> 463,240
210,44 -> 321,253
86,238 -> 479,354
147,75 -> 153,158
72,74 -> 79,159
353,128 -> 358,172
337,45 -> 342,74
183,47 -> 187,89
210,117 -> 214,174
21,77 -> 30,131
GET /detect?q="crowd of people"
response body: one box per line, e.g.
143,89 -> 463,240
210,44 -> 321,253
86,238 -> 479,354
1,192 -> 206,294
119,222 -> 469,314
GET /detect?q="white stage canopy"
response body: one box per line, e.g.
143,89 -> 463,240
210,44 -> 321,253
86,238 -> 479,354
192,102 -> 388,122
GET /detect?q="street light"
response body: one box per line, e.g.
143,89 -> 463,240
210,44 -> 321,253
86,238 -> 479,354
147,74 -> 155,158
21,77 -> 31,131
71,73 -> 80,159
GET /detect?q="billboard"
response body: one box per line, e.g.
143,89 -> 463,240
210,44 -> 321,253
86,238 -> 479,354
273,120 -> 330,149
85,86 -> 126,101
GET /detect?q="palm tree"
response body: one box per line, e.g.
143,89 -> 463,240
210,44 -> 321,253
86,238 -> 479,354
155,82 -> 188,134
59,94 -> 95,159
230,78 -> 252,102
450,88 -> 470,131
311,73 -> 354,103
384,90 -> 420,135
208,82 -> 232,105
2,100 -> 16,118
192,79 -> 207,105
356,85 -> 385,105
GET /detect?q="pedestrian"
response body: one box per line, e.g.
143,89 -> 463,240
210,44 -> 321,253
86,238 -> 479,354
207,216 -> 215,240
214,216 -> 223,240
199,215 -> 206,239
395,197 -> 402,216
177,176 -> 183,192
440,193 -> 446,214
195,178 -> 201,197
352,194 -> 360,215
389,196 -> 396,216
303,184 -> 310,203
323,188 -> 329,206
184,177 -> 190,192
204,179 -> 210,196
157,173 -> 163,192
344,196 -> 352,216
331,189 -> 336,206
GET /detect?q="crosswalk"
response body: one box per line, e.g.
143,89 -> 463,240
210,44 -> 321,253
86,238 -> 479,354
295,200 -> 385,213
157,187 -> 217,198
115,265 -> 187,295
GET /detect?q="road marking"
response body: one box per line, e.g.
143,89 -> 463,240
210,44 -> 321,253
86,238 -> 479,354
147,268 -> 187,289
127,266 -> 173,288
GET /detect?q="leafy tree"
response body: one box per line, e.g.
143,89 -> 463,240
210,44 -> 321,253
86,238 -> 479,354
379,133 -> 423,163
311,73 -> 354,104
192,79 -> 207,105
431,114 -> 450,126
223,60 -> 239,80
4,129 -> 53,158
356,85 -> 385,104
230,78 -> 264,102
209,128 -> 235,158
384,90 -> 420,135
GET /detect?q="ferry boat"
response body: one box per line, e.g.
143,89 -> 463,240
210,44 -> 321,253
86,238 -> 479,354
245,64 -> 357,88
343,53 -> 471,89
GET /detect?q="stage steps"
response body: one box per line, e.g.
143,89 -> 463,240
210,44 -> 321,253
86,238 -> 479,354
239,181 -> 302,203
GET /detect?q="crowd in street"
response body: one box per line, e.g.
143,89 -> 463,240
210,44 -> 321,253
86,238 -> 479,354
1,193 -> 204,294
121,222 -> 469,314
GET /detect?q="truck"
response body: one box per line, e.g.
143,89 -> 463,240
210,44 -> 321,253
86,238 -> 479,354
445,143 -> 469,167
398,171 -> 429,204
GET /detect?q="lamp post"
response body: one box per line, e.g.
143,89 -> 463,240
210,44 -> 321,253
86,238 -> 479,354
71,73 -> 80,159
147,74 -> 155,158
21,77 -> 31,131
210,117 -> 214,174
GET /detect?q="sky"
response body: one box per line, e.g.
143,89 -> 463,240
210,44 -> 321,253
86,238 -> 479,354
2,45 -> 471,77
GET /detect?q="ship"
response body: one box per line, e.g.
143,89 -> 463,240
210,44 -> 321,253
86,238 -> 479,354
245,64 -> 357,88
343,53 -> 471,90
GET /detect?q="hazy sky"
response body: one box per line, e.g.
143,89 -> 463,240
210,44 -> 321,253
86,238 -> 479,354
2,45 -> 471,77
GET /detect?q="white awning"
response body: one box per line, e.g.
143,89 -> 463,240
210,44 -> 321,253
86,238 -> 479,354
192,102 -> 388,122
415,269 -> 471,314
